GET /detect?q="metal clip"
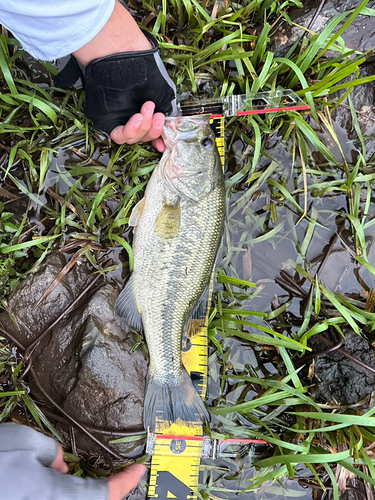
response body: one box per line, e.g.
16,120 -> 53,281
146,433 -> 155,455
201,436 -> 211,458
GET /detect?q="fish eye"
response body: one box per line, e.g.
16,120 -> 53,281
201,137 -> 214,148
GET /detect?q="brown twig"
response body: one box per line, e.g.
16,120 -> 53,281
35,244 -> 92,308
295,330 -> 344,366
315,334 -> 375,376
306,0 -> 328,32
276,224 -> 375,374
19,217 -> 54,241
276,270 -> 308,299
28,364 -> 124,460
41,409 -> 145,437
46,187 -> 81,218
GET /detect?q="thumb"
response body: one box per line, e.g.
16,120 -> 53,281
50,444 -> 68,474
108,464 -> 146,500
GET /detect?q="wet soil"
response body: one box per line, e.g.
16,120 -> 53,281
269,0 -> 375,58
310,329 -> 375,406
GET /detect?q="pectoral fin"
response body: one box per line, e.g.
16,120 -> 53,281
129,198 -> 146,227
154,202 -> 181,240
115,275 -> 143,332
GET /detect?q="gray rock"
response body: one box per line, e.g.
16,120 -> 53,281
0,252 -> 147,454
269,0 -> 375,58
311,329 -> 375,405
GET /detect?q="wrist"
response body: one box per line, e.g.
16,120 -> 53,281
73,1 -> 152,66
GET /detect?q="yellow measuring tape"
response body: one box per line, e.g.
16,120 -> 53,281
147,116 -> 225,500
147,91 -> 309,494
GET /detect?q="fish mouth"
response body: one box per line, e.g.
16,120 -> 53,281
162,116 -> 210,148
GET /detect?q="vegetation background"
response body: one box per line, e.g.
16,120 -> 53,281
1,0 -> 375,498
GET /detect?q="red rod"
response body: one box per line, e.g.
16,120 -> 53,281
155,435 -> 268,444
236,105 -> 310,115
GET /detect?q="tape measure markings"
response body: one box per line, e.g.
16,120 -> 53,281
148,120 -> 222,500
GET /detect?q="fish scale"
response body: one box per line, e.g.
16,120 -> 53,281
134,151 -> 225,388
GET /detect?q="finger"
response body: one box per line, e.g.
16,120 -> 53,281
110,102 -> 155,145
50,445 -> 68,474
133,101 -> 156,140
140,112 -> 165,144
152,136 -> 166,152
108,464 -> 146,500
110,113 -> 145,145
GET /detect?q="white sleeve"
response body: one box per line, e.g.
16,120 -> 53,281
0,0 -> 116,61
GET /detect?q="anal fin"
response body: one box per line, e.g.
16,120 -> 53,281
184,283 -> 211,339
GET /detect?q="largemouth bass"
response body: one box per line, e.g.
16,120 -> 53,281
115,116 -> 225,431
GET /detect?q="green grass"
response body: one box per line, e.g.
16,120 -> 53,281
1,0 -> 375,497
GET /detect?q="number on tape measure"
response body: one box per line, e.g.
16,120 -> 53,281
154,471 -> 194,499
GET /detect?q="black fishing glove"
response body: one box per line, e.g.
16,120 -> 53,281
55,30 -> 177,136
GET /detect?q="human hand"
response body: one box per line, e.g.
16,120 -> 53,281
110,101 -> 166,153
50,443 -> 147,500
50,444 -> 69,473
0,423 -> 146,500
108,464 -> 146,500
70,2 -> 175,152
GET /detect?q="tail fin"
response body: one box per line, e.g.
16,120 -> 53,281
144,369 -> 209,432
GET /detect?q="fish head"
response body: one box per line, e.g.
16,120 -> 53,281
160,116 -> 222,202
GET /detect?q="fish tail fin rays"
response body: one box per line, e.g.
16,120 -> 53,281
115,275 -> 143,332
144,369 -> 209,432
